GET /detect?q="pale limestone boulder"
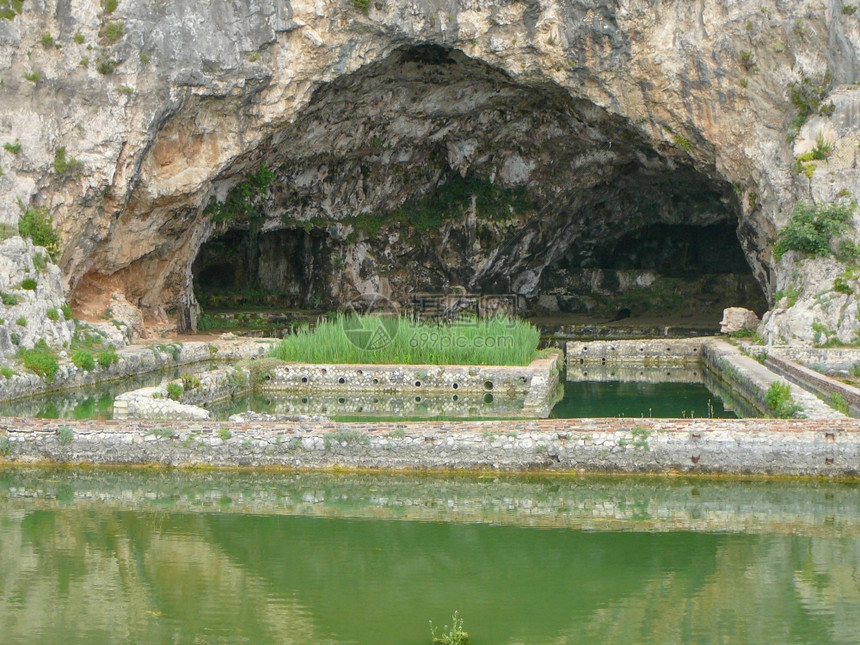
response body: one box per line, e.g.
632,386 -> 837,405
720,307 -> 761,335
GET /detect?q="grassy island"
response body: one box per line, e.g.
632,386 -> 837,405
269,314 -> 540,366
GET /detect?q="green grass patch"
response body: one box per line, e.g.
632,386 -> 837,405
3,139 -> 20,155
1,292 -> 18,306
270,314 -> 540,366
20,278 -> 36,290
0,366 -> 16,379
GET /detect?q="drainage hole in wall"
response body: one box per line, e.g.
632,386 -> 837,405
415,380 -> 422,387
519,376 -> 527,384
452,394 -> 459,401
484,380 -> 494,391
372,378 -> 379,385
415,396 -> 422,403
356,369 -> 363,375
452,382 -> 459,390
338,397 -> 346,404
301,376 -> 308,383
338,377 -> 345,384
484,393 -> 494,404
321,368 -> 327,374
373,397 -> 379,403
301,397 -> 308,404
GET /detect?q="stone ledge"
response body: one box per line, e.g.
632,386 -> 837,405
1,417 -> 859,477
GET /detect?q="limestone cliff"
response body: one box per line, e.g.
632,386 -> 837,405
1,0 -> 859,343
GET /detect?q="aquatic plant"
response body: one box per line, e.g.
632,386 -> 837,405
430,611 -> 470,645
270,314 -> 539,366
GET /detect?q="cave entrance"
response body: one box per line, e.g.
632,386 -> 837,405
188,44 -> 766,331
192,227 -> 332,311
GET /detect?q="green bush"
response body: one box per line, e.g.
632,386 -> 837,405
20,278 -> 36,290
18,204 -> 61,261
40,31 -> 54,47
0,366 -> 16,379
3,139 -> 20,155
46,307 -> 59,321
97,57 -> 117,74
61,303 -> 72,319
97,349 -> 118,368
53,146 -> 83,176
765,381 -> 803,418
73,32 -> 85,44
165,382 -> 183,400
0,0 -> 24,21
15,316 -> 26,327
102,0 -> 118,13
1,292 -> 18,306
773,200 -> 855,260
71,349 -> 95,370
102,21 -> 124,43
18,340 -> 59,381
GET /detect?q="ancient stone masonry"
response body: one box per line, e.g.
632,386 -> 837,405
113,353 -> 562,420
1,1 -> 859,341
1,417 -> 859,478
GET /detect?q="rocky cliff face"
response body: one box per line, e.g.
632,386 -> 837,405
1,0 -> 859,343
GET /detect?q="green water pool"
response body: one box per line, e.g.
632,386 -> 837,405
0,469 -> 857,644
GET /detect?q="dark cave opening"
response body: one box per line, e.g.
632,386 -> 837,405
189,44 -> 767,327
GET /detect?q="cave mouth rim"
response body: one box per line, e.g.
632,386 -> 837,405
184,43 -> 765,329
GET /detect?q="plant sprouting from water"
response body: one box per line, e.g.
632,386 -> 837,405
430,611 -> 470,645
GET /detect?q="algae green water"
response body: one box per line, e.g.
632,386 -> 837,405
1,469 -> 858,644
550,380 -> 737,419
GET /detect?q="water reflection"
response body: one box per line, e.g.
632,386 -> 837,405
1,470 -> 858,644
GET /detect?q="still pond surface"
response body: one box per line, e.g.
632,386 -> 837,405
1,469 -> 857,644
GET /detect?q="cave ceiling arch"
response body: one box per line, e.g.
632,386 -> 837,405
180,44 -> 765,326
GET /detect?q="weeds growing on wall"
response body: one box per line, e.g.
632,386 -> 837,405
18,203 -> 61,261
787,72 -> 834,141
765,381 -> 803,418
17,340 -> 59,382
205,164 -> 274,224
772,200 -> 855,260
270,314 -> 540,365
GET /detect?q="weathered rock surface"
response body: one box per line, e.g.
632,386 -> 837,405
0,237 -> 73,357
1,1 -> 860,342
720,307 -> 761,334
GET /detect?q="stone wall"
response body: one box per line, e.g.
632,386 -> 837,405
0,338 -> 274,403
766,352 -> 860,417
112,353 -> 562,421
1,417 -> 858,477
566,339 -> 705,366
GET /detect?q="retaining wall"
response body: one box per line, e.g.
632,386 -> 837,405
766,352 -> 860,417
113,354 -> 562,421
1,417 -> 859,477
0,339 -> 275,402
